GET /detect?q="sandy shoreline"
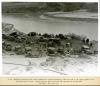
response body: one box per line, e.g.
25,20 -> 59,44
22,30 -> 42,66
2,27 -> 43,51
42,11 -> 98,21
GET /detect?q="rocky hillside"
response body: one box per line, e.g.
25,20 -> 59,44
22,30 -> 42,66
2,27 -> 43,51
2,2 -> 98,13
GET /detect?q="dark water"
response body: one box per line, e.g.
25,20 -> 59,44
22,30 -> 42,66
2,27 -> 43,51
2,13 -> 98,41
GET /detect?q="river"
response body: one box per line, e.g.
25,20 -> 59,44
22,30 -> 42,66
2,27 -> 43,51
2,13 -> 98,41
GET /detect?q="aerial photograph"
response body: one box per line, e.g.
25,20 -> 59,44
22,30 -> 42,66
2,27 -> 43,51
2,2 -> 98,75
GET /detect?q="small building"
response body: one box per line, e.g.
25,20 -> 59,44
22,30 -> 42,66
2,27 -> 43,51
81,45 -> 93,54
57,47 -> 65,55
91,40 -> 98,54
71,38 -> 83,54
25,47 -> 32,57
14,45 -> 24,55
4,43 -> 12,51
47,47 -> 57,56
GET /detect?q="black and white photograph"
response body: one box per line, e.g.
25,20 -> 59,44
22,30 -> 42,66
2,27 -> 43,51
2,2 -> 98,75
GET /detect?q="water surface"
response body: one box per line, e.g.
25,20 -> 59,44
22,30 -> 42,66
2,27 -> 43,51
2,13 -> 98,41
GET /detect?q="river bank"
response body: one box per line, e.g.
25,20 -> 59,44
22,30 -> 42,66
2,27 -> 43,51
42,10 -> 98,22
